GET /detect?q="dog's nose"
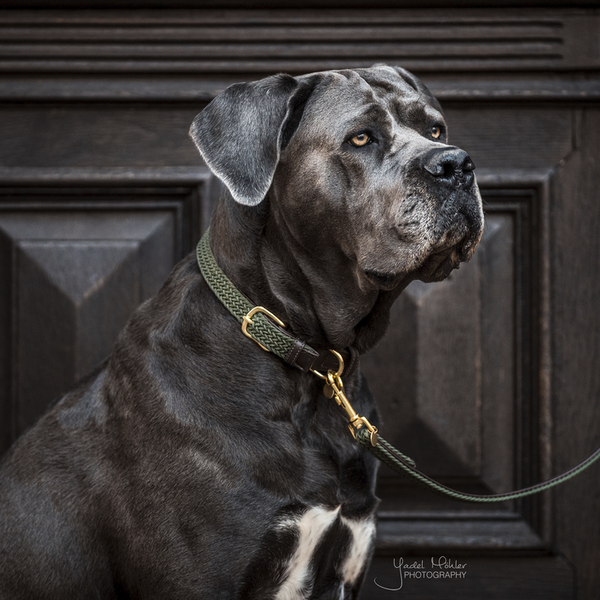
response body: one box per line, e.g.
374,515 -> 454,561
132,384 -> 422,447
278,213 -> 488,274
423,148 -> 475,187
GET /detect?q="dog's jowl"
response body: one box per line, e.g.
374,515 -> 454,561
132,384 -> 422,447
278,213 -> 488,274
0,66 -> 483,599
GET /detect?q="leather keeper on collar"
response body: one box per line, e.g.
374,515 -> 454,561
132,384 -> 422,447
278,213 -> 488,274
285,341 -> 359,378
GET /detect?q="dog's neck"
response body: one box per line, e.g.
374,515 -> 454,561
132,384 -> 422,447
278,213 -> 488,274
209,193 -> 411,354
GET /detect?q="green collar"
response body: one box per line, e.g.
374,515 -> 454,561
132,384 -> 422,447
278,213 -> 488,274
196,229 -> 354,375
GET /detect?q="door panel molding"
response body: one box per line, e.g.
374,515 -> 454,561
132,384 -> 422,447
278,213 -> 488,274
0,9 -> 598,102
0,166 -> 214,453
0,9 -> 597,75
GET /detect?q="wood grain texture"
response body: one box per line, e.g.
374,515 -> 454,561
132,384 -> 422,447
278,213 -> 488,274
2,76 -> 599,103
0,8 -> 598,103
0,9 -> 596,75
443,107 -> 573,172
0,176 -> 209,453
1,0 -> 599,8
0,105 -> 204,168
551,108 -> 600,600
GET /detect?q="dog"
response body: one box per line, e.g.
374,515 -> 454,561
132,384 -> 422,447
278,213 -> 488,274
0,65 -> 483,599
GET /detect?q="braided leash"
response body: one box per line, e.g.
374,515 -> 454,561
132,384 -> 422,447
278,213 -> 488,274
355,428 -> 600,503
197,229 -> 600,503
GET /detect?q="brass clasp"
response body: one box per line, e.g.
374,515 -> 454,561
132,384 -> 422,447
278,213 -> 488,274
313,350 -> 378,446
326,371 -> 378,446
241,306 -> 286,352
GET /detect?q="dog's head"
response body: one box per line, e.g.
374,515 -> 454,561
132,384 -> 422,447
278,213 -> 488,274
190,66 -> 483,294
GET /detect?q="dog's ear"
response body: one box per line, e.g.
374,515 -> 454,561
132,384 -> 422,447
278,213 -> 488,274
190,73 -> 305,206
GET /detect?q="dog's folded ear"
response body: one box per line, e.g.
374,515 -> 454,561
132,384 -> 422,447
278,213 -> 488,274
190,73 -> 313,206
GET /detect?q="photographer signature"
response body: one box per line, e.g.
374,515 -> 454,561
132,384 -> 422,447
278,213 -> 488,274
374,556 -> 467,591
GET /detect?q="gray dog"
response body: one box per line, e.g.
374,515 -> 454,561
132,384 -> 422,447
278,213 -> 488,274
0,66 -> 483,599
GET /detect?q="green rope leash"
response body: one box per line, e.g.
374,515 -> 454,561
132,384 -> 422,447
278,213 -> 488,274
197,229 -> 600,503
356,428 -> 600,503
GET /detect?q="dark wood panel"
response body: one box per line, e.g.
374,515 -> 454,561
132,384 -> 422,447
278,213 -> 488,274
0,176 -> 211,453
12,215 -> 173,437
0,9 -> 597,75
362,191 -> 543,552
374,515 -> 545,551
443,107 -> 573,172
0,104 -> 204,168
362,201 -> 518,485
551,108 -> 600,600
1,0 -> 598,8
0,9 -> 598,103
0,23 -> 569,42
2,76 -> 600,103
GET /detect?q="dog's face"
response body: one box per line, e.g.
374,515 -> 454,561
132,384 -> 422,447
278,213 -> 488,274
191,66 -> 483,295
274,67 -> 483,291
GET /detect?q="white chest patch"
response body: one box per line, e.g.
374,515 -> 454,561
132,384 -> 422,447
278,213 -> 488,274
339,514 -> 376,587
274,506 -> 375,600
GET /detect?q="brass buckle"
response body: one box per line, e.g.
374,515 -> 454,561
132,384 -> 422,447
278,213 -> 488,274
241,306 -> 286,352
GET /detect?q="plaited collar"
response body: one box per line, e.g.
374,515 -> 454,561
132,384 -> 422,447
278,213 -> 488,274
196,229 -> 359,377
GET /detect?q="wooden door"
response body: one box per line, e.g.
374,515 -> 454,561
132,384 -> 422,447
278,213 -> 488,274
0,5 -> 598,599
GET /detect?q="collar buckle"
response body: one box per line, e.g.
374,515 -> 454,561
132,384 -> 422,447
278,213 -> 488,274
241,306 -> 286,353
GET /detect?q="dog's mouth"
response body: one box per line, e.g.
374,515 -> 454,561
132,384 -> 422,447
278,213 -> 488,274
362,246 -> 459,289
414,199 -> 484,282
363,229 -> 480,290
414,219 -> 484,283
413,244 -> 462,282
362,195 -> 484,291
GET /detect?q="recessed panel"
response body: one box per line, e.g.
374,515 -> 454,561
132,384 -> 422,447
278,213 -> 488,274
362,209 -> 516,493
0,207 -> 177,441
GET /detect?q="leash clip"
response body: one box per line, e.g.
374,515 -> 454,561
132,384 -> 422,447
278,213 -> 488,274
241,306 -> 286,352
326,371 -> 378,446
313,350 -> 378,446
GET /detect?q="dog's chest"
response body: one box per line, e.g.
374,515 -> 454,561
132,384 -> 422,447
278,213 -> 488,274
267,505 -> 375,600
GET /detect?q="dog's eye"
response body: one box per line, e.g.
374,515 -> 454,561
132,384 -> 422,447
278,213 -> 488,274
348,133 -> 371,147
430,125 -> 442,139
